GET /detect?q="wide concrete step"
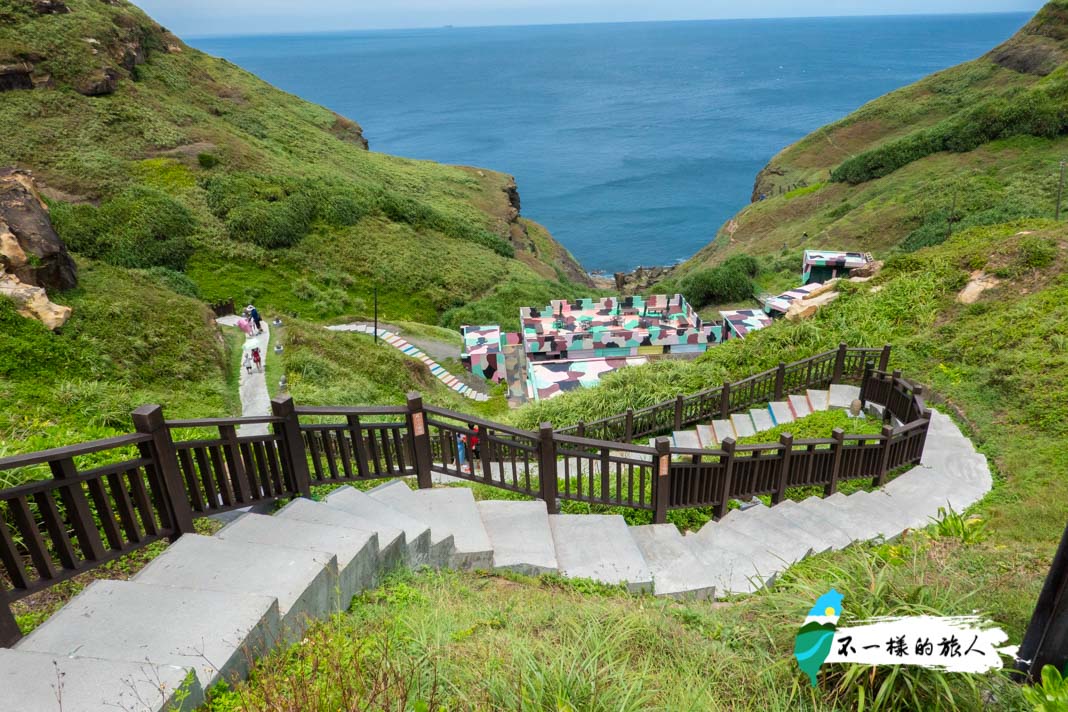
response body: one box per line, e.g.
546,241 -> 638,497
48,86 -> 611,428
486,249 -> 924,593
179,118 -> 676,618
769,401 -> 794,425
631,524 -> 717,599
696,424 -> 715,446
717,504 -> 816,565
132,533 -> 335,636
217,512 -> 378,607
687,522 -> 783,595
477,500 -> 559,575
829,383 -> 861,409
549,514 -> 653,593
711,419 -> 735,443
788,394 -> 812,419
730,413 -> 756,438
366,480 -> 455,567
370,481 -> 492,570
323,485 -> 432,566
276,497 -> 406,575
0,648 -> 203,712
672,429 -> 702,450
16,580 -> 279,692
750,408 -> 774,432
775,499 -> 855,551
807,389 -> 830,412
820,491 -> 907,541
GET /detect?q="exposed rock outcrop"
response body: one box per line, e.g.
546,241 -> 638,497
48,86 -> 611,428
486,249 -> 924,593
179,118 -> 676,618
76,67 -> 120,96
957,271 -> 1001,304
0,274 -> 70,330
610,265 -> 675,295
786,290 -> 840,321
329,114 -> 369,150
0,169 -> 77,291
0,63 -> 33,92
31,0 -> 69,14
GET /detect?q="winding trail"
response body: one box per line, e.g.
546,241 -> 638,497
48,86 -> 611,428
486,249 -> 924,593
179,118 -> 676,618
217,315 -> 272,437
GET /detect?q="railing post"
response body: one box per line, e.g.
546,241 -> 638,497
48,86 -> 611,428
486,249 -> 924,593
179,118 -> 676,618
715,437 -> 736,520
406,392 -> 433,490
219,423 -> 252,502
271,396 -> 312,499
577,421 -> 586,438
0,600 -> 19,648
773,433 -> 793,505
539,423 -> 558,514
878,344 -> 892,372
132,405 -> 195,536
653,437 -> 672,524
825,428 -> 845,497
720,382 -> 731,418
774,362 -> 786,400
674,395 -> 685,431
625,408 -> 634,441
874,425 -> 894,487
860,359 -> 874,407
832,342 -> 848,383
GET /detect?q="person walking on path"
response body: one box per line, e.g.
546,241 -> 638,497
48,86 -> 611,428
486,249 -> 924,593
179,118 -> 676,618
248,305 -> 264,335
251,346 -> 263,373
242,351 -> 253,374
237,316 -> 253,337
468,424 -> 481,467
456,432 -> 468,473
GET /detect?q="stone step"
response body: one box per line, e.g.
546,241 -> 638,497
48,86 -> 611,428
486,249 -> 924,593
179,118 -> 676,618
712,419 -> 735,443
370,481 -> 492,570
775,498 -> 856,551
769,401 -> 794,425
16,580 -> 279,692
696,424 -> 716,446
717,504 -> 816,565
631,524 -> 718,599
477,500 -> 559,575
549,514 -> 653,593
807,389 -> 830,412
216,512 -> 378,608
819,491 -> 906,541
672,429 -> 702,450
0,648 -> 203,712
324,485 -> 433,566
829,384 -> 861,409
788,394 -> 812,419
730,413 -> 756,438
276,497 -> 406,576
687,521 -> 783,595
132,533 -> 335,638
366,480 -> 456,567
750,408 -> 775,432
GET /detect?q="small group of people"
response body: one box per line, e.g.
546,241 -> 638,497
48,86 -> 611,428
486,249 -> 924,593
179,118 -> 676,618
454,423 -> 481,474
237,304 -> 264,337
242,346 -> 263,374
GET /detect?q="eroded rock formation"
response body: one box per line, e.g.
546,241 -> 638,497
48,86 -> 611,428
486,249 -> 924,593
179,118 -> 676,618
0,169 -> 76,329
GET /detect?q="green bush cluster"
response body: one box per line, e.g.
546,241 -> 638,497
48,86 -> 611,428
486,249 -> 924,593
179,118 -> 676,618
50,187 -> 195,271
204,172 -> 514,256
679,254 -> 759,308
832,90 -> 1068,184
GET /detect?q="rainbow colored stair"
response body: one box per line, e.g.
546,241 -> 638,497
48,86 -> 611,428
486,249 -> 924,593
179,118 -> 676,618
327,324 -> 490,402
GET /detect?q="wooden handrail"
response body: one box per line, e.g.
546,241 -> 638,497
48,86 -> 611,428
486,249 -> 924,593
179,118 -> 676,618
0,433 -> 151,471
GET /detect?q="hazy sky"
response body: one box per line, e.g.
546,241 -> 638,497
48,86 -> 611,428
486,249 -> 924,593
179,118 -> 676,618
136,0 -> 1044,37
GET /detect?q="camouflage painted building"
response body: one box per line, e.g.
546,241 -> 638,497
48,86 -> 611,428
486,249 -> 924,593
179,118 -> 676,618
802,250 -> 873,284
720,309 -> 773,339
763,281 -> 826,316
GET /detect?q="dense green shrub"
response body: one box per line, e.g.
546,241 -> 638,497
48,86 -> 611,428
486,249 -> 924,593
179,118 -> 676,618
144,267 -> 201,298
197,152 -> 219,169
679,256 -> 757,308
832,89 -> 1068,185
51,187 -> 195,270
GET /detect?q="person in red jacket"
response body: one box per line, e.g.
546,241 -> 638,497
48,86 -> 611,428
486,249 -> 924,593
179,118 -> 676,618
468,423 -> 481,465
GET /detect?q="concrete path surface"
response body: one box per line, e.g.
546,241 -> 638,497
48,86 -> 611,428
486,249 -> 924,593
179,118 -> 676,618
217,315 -> 271,436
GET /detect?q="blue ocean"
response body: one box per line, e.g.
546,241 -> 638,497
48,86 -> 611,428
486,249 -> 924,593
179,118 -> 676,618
191,14 -> 1030,273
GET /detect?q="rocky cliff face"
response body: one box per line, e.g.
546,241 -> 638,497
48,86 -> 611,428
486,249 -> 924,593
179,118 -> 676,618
0,169 -> 76,329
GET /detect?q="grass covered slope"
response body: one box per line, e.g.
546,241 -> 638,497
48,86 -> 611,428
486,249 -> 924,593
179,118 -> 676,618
685,1 -> 1068,269
0,0 -> 590,325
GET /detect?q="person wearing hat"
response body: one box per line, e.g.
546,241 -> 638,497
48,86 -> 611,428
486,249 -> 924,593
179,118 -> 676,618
248,305 -> 263,334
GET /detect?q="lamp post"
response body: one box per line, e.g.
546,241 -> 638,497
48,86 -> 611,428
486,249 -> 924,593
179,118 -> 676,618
1057,160 -> 1066,221
373,285 -> 379,346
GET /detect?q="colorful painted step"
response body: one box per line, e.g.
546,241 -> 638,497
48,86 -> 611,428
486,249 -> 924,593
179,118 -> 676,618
327,324 -> 489,402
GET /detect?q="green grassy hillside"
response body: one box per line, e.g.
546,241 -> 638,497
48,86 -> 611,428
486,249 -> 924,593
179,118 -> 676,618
683,2 -> 1068,270
0,0 -> 593,453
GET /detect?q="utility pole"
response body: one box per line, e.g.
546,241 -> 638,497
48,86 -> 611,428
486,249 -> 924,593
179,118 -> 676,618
1057,160 -> 1066,221
373,285 -> 379,346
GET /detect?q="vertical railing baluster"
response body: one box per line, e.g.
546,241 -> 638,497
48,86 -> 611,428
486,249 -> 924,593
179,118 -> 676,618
653,437 -> 671,524
715,438 -> 736,520
539,423 -> 558,514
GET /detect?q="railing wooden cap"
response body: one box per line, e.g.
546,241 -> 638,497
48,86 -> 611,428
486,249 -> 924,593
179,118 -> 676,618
0,433 -> 152,471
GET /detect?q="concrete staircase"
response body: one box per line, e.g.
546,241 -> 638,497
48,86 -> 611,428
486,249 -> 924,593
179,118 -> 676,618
668,384 -> 862,448
3,407 -> 989,711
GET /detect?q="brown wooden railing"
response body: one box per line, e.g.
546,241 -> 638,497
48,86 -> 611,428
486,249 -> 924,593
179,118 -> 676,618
0,344 -> 927,648
559,343 -> 891,442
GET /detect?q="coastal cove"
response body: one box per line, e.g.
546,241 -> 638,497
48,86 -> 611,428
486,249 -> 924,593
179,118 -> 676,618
192,13 -> 1030,272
